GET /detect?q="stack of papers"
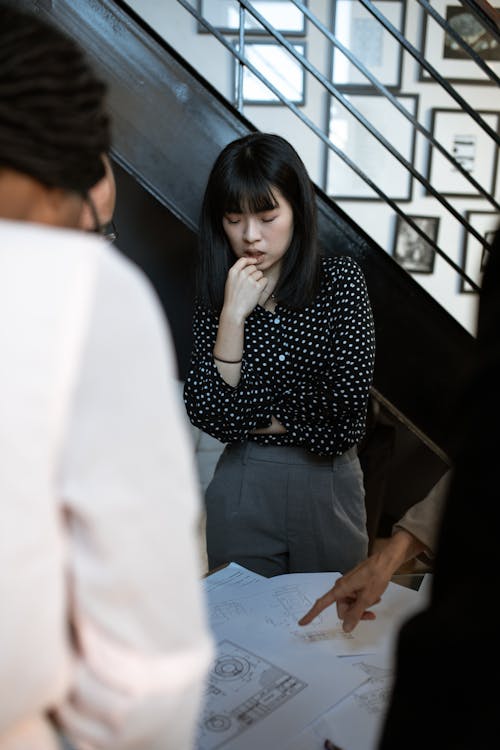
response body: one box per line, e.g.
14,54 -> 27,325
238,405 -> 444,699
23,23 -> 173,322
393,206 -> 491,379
197,563 -> 429,750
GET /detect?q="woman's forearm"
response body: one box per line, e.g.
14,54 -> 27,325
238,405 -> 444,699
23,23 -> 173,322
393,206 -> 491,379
213,308 -> 245,387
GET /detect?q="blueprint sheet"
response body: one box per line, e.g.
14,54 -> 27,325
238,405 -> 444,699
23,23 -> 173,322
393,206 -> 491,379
196,623 -> 365,750
198,566 -> 428,749
284,653 -> 393,750
205,569 -> 426,658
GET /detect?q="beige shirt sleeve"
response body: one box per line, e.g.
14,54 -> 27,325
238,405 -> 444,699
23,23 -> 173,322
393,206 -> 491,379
56,245 -> 214,750
393,470 -> 452,556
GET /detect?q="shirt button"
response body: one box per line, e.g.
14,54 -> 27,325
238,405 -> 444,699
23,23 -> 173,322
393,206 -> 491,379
274,317 -> 280,324
278,354 -> 286,362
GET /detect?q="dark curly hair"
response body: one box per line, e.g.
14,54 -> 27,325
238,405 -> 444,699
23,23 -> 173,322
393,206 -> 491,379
0,3 -> 111,193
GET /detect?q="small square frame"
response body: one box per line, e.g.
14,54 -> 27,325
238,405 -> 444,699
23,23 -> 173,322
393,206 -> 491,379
426,108 -> 500,198
419,1 -> 500,85
391,215 -> 440,274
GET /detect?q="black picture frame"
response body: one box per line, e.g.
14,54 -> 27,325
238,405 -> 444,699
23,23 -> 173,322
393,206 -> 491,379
197,0 -> 308,36
391,215 -> 440,274
426,108 -> 500,198
331,0 -> 406,89
325,92 -> 418,201
460,211 -> 500,293
233,40 -> 306,105
419,1 -> 500,85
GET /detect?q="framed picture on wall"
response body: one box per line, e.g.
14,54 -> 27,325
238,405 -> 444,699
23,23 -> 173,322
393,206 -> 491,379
426,108 -> 500,198
233,41 -> 306,104
391,215 -> 439,274
419,1 -> 500,84
331,0 -> 406,88
325,93 -> 418,200
198,0 -> 308,36
460,211 -> 499,293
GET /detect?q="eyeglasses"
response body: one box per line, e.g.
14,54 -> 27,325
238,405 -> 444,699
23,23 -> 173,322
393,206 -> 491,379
85,194 -> 118,243
99,220 -> 118,243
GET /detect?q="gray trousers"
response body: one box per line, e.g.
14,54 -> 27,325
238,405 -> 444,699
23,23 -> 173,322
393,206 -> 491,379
205,442 -> 368,577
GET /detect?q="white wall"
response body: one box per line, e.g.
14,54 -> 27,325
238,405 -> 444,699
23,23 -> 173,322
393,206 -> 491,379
125,0 -> 499,333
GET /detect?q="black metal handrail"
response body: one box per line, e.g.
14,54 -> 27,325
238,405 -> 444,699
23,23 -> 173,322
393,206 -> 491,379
176,0 -> 499,294
253,0 -> 499,228
417,0 -> 500,86
359,0 -> 499,141
293,0 -> 499,213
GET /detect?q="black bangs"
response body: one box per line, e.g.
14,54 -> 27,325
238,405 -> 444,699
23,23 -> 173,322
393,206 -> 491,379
198,132 -> 321,312
222,171 -> 279,215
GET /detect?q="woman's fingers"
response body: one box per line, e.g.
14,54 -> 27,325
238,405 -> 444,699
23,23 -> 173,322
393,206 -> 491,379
223,257 -> 268,319
298,589 -> 339,625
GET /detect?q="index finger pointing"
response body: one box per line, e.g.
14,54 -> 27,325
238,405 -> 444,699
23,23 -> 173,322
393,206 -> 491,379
298,589 -> 339,626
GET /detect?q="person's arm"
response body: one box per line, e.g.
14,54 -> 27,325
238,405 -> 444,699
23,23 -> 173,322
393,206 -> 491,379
183,301 -> 276,443
273,257 -> 376,454
298,528 -> 425,632
211,256 -> 267,387
393,471 -> 450,556
56,246 -> 214,750
298,471 -> 451,632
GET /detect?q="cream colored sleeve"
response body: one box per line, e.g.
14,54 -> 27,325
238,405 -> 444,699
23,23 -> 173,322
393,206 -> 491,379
57,246 -> 214,750
393,470 -> 452,557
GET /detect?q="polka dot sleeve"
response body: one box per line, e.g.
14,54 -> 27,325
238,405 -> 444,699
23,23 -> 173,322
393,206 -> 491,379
183,302 -> 275,444
273,256 -> 375,455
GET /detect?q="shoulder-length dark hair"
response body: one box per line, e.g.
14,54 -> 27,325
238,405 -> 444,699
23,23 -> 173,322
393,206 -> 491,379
196,132 -> 320,313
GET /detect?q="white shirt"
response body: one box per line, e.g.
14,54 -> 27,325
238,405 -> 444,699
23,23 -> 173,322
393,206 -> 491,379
0,220 -> 213,750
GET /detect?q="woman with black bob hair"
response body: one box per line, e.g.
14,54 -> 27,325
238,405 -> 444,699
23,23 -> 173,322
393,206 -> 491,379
184,132 -> 376,577
197,131 -> 319,312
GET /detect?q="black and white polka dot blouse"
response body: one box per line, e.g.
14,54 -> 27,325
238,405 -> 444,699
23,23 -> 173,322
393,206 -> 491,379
183,255 -> 376,456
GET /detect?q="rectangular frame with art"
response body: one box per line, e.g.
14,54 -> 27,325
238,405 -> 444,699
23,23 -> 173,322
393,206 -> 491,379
233,40 -> 306,105
425,108 -> 500,198
198,0 -> 308,36
331,0 -> 406,88
418,1 -> 500,85
391,215 -> 439,274
325,92 -> 418,201
460,211 -> 499,293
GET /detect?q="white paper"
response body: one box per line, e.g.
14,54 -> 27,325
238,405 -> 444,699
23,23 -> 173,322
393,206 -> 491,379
284,653 -> 393,750
416,572 -> 433,603
216,571 -> 425,657
196,623 -> 366,750
200,565 -> 427,749
204,561 -> 267,595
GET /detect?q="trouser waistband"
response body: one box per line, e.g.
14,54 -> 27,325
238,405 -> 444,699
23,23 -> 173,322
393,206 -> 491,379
225,442 -> 358,466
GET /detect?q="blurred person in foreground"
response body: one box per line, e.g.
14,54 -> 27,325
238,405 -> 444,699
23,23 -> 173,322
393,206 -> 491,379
0,5 -> 213,750
376,225 -> 500,749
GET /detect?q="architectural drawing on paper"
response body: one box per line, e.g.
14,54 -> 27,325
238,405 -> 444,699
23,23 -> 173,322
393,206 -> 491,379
197,640 -> 307,750
209,601 -> 247,628
354,684 -> 393,716
353,660 -> 392,683
263,584 -> 323,628
294,627 -> 354,643
351,659 -> 394,717
208,583 -> 326,632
